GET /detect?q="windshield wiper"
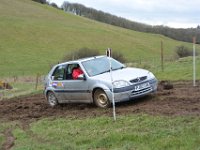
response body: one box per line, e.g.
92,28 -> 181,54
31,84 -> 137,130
112,66 -> 125,71
97,70 -> 110,75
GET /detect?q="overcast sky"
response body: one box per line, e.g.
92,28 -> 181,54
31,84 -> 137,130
48,0 -> 199,28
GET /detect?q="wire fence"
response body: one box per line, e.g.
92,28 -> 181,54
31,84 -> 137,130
0,74 -> 44,100
127,55 -> 178,70
0,55 -> 199,100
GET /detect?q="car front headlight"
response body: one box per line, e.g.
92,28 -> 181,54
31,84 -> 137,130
113,80 -> 130,88
148,72 -> 155,79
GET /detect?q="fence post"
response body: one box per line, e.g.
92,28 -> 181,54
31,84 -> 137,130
193,37 -> 196,87
35,74 -> 39,90
13,76 -> 18,82
161,41 -> 164,72
0,91 -> 4,100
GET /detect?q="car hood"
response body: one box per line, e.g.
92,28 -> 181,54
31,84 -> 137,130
91,67 -> 149,82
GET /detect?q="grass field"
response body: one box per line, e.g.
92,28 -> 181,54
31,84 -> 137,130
0,75 -> 43,99
0,0 -> 199,77
131,56 -> 200,80
4,115 -> 198,150
155,57 -> 200,80
0,82 -> 43,100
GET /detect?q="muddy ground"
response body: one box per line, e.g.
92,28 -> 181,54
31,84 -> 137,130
0,81 -> 200,124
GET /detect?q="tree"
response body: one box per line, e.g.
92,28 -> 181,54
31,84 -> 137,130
50,2 -> 58,9
32,0 -> 46,4
62,1 -> 70,12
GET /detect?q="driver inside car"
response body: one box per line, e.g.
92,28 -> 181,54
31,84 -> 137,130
72,66 -> 83,79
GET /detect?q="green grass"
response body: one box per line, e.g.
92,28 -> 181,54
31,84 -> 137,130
0,81 -> 43,100
130,56 -> 200,80
0,0 -> 200,77
154,56 -> 200,80
11,115 -> 200,150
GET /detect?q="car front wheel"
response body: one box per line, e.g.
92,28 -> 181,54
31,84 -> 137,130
94,89 -> 111,108
47,92 -> 58,107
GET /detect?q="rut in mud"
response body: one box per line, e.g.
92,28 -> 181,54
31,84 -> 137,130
0,81 -> 200,123
2,128 -> 15,150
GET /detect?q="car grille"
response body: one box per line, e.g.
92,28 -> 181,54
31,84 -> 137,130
131,87 -> 152,96
130,76 -> 147,83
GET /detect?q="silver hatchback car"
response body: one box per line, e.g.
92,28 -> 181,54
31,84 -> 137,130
44,56 -> 157,108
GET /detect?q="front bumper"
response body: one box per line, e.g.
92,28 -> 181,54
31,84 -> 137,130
105,78 -> 157,103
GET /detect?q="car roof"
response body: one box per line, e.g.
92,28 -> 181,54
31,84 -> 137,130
57,55 -> 106,66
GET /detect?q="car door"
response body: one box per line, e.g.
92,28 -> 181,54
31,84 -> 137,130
62,64 -> 91,102
51,65 -> 67,102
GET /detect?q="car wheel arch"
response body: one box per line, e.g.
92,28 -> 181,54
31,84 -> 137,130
46,90 -> 57,100
46,90 -> 59,107
92,87 -> 104,100
46,90 -> 53,98
92,88 -> 111,108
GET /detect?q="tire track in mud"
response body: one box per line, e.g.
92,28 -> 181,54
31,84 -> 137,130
0,81 -> 200,125
2,128 -> 15,150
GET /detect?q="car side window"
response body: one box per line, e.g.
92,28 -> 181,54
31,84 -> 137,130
66,64 -> 79,80
52,65 -> 66,80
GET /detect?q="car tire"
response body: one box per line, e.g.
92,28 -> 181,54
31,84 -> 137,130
94,89 -> 111,108
47,92 -> 58,107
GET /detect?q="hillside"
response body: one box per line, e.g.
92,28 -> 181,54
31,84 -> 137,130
61,1 -> 200,43
0,0 -> 199,77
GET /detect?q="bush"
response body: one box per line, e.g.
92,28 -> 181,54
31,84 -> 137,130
62,47 -> 127,63
62,47 -> 100,62
112,51 -> 127,63
176,45 -> 193,58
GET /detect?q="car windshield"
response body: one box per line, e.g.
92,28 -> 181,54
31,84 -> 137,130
82,57 -> 124,77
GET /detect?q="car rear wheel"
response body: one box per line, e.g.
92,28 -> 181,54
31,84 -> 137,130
47,92 -> 58,107
94,89 -> 110,108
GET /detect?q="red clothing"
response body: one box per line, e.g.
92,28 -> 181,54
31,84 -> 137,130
72,68 -> 83,79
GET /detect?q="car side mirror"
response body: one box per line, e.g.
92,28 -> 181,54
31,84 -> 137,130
51,76 -> 55,80
78,74 -> 86,80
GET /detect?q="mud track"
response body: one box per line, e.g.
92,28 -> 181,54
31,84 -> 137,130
0,81 -> 200,124
2,128 -> 15,150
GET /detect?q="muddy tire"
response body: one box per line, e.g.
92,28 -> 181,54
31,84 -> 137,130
47,92 -> 58,107
94,89 -> 111,108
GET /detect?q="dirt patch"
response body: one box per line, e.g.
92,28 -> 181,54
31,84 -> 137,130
2,128 -> 15,150
0,81 -> 200,124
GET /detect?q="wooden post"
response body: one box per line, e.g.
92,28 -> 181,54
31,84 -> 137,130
35,74 -> 39,90
139,57 -> 141,65
161,41 -> 164,72
13,76 -> 17,82
0,92 -> 3,100
193,37 -> 196,87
